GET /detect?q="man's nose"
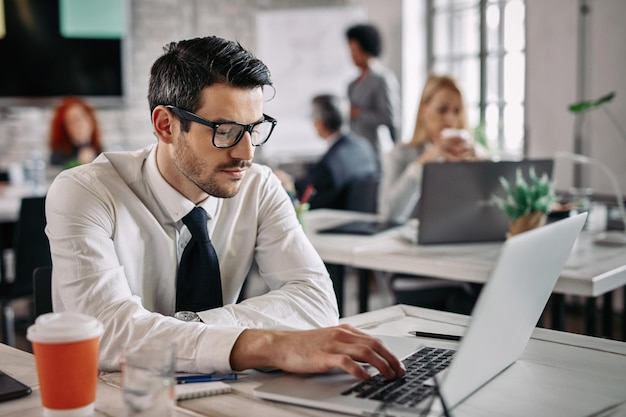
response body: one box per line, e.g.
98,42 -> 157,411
230,131 -> 255,160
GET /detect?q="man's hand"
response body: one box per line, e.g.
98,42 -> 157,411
230,324 -> 405,380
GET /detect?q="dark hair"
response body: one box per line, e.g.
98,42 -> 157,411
311,94 -> 344,132
345,24 -> 382,57
148,36 -> 273,131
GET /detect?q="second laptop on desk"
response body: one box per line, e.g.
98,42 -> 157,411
417,158 -> 553,244
316,159 -> 554,244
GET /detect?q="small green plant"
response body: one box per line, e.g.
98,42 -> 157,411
569,91 -> 626,144
493,167 -> 556,220
568,91 -> 615,113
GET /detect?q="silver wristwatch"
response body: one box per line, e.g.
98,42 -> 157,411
174,311 -> 201,322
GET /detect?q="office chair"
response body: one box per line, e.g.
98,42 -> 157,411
0,196 -> 51,345
0,170 -> 13,290
390,276 -> 478,315
33,266 -> 53,318
344,175 -> 379,213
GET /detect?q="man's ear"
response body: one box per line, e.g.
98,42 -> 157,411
152,105 -> 177,144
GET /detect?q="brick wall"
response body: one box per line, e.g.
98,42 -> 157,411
0,0 -> 350,171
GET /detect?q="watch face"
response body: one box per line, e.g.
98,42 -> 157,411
174,311 -> 201,322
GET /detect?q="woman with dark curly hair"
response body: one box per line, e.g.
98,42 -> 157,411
49,96 -> 102,167
345,23 -> 400,168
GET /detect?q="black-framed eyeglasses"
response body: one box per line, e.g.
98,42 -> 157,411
166,105 -> 277,149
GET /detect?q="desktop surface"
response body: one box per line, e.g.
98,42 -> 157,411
1,305 -> 625,417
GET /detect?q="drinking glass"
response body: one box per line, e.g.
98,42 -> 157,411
122,342 -> 176,417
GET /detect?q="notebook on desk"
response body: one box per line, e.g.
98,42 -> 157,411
417,159 -> 554,244
254,213 -> 587,417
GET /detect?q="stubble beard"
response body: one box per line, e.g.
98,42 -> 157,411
174,133 -> 249,199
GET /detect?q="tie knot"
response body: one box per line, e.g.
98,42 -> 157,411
182,207 -> 209,241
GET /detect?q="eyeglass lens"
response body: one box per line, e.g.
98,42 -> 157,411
214,121 -> 273,148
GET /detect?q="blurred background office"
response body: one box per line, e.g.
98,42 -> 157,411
0,0 -> 624,199
0,0 -> 625,336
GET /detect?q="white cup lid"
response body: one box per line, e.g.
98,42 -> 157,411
27,312 -> 103,344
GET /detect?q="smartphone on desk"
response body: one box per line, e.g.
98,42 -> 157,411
0,370 -> 32,402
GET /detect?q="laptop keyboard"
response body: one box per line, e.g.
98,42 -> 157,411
341,347 -> 455,408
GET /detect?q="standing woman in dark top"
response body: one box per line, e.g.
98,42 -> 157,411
49,97 -> 102,168
345,23 -> 401,168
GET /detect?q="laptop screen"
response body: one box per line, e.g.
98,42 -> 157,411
417,159 -> 554,244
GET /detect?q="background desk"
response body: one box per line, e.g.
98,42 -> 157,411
1,305 -> 625,416
303,210 -> 386,316
0,183 -> 47,223
305,209 -> 626,339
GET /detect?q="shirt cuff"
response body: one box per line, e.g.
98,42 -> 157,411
195,308 -> 248,372
194,325 -> 247,373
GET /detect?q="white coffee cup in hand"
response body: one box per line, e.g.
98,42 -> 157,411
439,128 -> 474,159
440,128 -> 472,142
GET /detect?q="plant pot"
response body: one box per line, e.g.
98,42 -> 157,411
506,211 -> 547,238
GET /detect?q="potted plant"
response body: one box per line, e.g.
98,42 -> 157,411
494,167 -> 556,238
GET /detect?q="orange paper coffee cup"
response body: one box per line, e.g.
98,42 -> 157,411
27,312 -> 103,417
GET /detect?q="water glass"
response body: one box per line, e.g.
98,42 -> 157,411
122,342 -> 176,417
567,187 -> 593,215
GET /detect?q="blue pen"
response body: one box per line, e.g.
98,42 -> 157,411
176,373 -> 238,384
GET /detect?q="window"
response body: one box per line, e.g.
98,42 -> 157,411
427,0 -> 525,157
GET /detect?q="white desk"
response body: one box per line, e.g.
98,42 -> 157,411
1,305 -> 625,417
303,209 -> 379,266
0,184 -> 38,223
305,209 -> 626,339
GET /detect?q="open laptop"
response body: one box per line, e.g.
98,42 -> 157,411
254,213 -> 587,417
417,159 -> 553,244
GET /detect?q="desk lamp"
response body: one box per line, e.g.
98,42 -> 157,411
555,151 -> 626,246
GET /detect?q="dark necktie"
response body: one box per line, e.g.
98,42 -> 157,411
176,207 -> 223,311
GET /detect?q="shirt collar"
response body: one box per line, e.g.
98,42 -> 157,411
325,131 -> 341,149
145,144 -> 219,223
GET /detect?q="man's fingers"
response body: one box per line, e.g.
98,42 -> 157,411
337,340 -> 403,380
329,327 -> 405,379
333,355 -> 371,380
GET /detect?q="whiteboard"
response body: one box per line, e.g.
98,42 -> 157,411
256,6 -> 366,164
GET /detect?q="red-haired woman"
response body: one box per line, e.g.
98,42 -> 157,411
49,97 -> 102,167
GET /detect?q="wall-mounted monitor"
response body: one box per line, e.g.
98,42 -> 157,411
0,0 -> 125,108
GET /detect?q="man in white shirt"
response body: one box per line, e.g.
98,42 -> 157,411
46,36 -> 403,381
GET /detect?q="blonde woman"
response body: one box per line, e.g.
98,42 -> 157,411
379,74 -> 480,223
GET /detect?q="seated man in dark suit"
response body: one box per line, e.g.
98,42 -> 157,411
293,94 -> 378,210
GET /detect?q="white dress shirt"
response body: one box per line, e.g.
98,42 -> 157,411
46,144 -> 338,373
